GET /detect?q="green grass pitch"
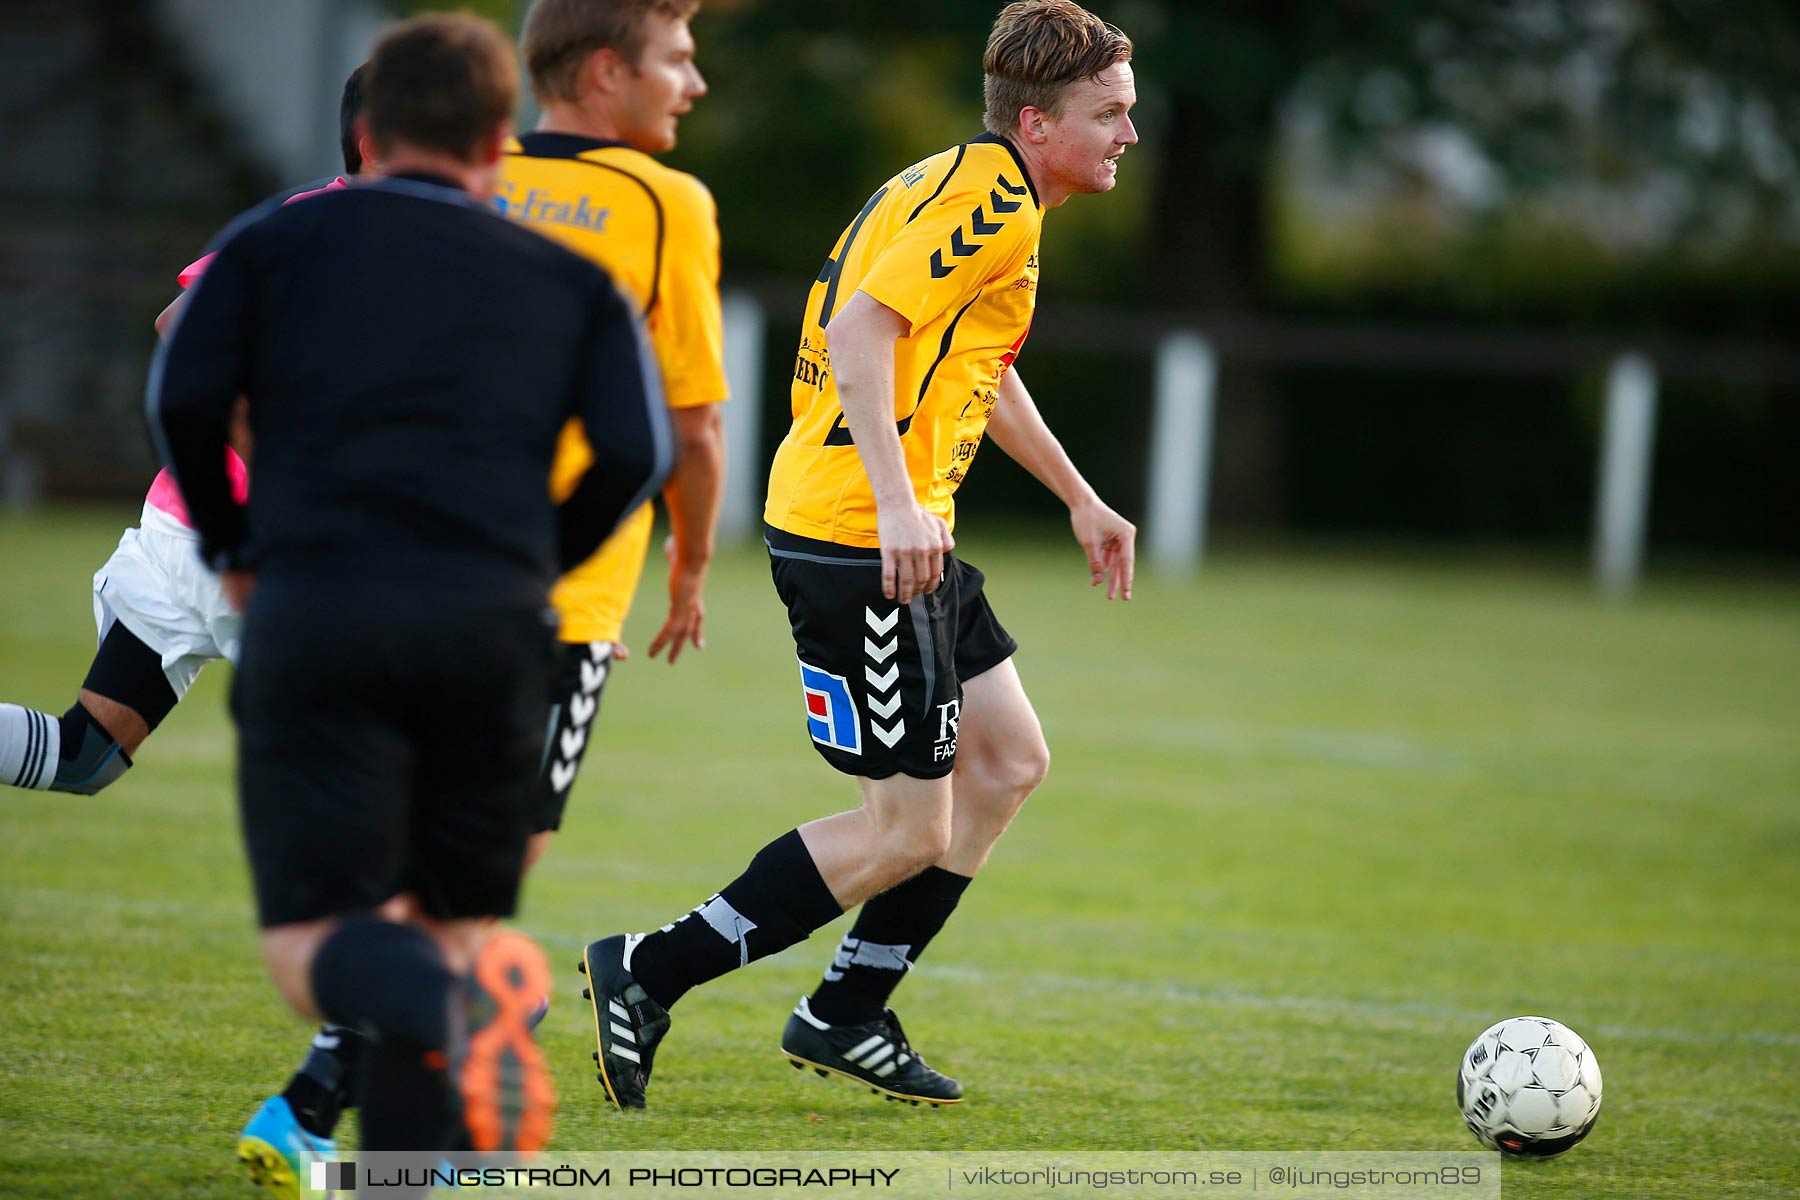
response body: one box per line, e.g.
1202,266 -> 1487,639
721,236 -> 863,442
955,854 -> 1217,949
1,507 -> 1796,1196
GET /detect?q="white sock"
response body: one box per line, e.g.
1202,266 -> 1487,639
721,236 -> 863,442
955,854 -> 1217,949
0,703 -> 60,791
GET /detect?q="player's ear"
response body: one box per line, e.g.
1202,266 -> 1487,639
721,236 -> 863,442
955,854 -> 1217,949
357,130 -> 380,176
1018,106 -> 1049,144
354,114 -> 387,171
586,46 -> 629,96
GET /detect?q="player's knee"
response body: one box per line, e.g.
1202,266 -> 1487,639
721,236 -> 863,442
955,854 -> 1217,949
49,704 -> 133,795
917,816 -> 955,869
1010,740 -> 1051,797
967,738 -> 1050,808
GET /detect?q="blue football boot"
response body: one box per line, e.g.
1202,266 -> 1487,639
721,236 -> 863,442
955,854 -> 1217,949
236,1095 -> 337,1199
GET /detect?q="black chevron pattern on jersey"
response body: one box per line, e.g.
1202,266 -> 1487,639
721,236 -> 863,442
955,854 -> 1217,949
927,192 -> 1014,279
996,172 -> 1028,196
988,187 -> 1021,214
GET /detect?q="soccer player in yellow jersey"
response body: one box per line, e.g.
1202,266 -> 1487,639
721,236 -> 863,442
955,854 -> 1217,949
581,0 -> 1138,1111
504,0 -> 726,859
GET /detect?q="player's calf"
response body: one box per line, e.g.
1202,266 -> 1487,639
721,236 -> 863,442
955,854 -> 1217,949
866,805 -> 954,894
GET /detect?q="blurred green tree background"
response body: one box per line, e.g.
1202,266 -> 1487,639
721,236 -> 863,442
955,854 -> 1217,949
644,0 -> 1800,331
390,0 -> 1799,552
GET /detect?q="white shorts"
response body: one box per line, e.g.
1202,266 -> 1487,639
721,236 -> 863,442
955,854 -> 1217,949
91,504 -> 240,700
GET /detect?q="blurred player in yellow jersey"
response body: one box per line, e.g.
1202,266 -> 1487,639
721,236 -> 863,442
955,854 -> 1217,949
579,0 -> 1138,1113
503,0 -> 726,860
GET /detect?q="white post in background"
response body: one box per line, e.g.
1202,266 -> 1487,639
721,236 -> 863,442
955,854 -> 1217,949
718,290 -> 767,546
1147,331 -> 1218,574
1593,352 -> 1659,599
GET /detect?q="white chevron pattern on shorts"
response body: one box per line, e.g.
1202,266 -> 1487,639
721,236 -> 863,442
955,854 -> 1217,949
549,641 -> 611,796
862,606 -> 905,749
868,692 -> 902,719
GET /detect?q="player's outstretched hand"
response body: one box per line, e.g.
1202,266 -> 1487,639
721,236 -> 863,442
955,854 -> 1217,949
1071,497 -> 1135,600
648,537 -> 707,664
878,501 -> 955,603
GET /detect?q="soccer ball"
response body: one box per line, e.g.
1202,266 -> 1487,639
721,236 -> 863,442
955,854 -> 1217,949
1456,1016 -> 1603,1156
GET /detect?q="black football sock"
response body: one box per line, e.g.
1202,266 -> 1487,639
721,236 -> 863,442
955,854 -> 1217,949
280,1024 -> 366,1137
356,1033 -> 458,1154
628,829 -> 843,1009
309,918 -> 459,1153
310,919 -> 456,1048
806,866 -> 971,1026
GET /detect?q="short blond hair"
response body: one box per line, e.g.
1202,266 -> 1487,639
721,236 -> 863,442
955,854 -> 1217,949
364,13 -> 519,162
521,0 -> 701,105
982,0 -> 1132,138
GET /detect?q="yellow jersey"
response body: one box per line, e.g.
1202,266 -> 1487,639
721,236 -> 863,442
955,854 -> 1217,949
765,133 -> 1041,547
499,132 -> 727,642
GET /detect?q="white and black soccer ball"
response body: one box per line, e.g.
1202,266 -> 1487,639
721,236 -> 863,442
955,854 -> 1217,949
1457,1015 -> 1603,1157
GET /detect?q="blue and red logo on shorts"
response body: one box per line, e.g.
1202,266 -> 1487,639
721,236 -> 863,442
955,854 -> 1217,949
798,658 -> 861,755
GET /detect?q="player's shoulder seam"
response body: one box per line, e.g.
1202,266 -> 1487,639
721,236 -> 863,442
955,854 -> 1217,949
514,147 -> 664,206
912,151 -> 1034,226
945,157 -> 1034,215
510,145 -> 711,219
633,160 -> 716,220
962,139 -> 1038,215
522,151 -> 666,316
901,144 -> 967,223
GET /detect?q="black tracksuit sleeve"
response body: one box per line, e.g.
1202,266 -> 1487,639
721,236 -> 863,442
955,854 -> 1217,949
148,236 -> 256,569
554,283 -> 675,572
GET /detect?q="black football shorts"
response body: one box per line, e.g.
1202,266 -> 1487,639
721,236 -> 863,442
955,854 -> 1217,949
766,525 -> 1016,781
233,583 -> 555,927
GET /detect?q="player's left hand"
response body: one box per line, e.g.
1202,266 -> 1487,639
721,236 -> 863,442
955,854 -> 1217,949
648,536 -> 707,664
1070,498 -> 1135,601
222,569 -> 257,612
